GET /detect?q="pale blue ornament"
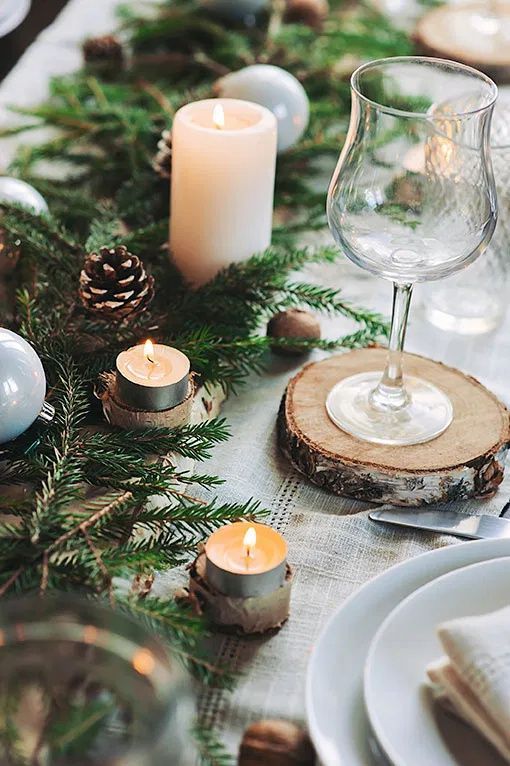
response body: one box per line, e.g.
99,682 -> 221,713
199,0 -> 267,21
215,64 -> 310,152
0,177 -> 48,215
0,328 -> 47,444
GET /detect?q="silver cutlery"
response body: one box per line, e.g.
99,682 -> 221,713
369,508 -> 510,540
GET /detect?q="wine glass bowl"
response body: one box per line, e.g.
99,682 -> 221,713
326,57 -> 497,446
423,91 -> 510,334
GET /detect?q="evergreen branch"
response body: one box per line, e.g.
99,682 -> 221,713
120,596 -> 236,686
83,419 -> 231,462
85,208 -> 124,251
0,0 -> 409,752
193,724 -> 236,766
129,497 -> 263,540
29,358 -> 89,543
0,491 -> 133,598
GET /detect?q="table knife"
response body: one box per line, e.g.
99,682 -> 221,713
369,508 -> 510,540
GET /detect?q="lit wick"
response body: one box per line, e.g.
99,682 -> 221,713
143,339 -> 158,381
243,526 -> 257,560
213,104 -> 225,131
144,339 -> 156,365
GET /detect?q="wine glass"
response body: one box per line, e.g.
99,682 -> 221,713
423,91 -> 510,334
326,56 -> 498,446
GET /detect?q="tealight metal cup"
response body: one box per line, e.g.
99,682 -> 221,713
205,556 -> 287,598
116,370 -> 189,412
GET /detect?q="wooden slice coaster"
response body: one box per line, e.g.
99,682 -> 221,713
414,2 -> 510,83
278,348 -> 510,506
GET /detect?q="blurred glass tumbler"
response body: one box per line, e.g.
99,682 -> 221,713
0,596 -> 195,765
423,92 -> 510,334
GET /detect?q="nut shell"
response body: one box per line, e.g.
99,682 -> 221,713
83,34 -> 124,71
239,720 -> 315,766
267,309 -> 321,356
284,0 -> 329,28
0,228 -> 21,276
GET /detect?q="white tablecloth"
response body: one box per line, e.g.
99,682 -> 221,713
2,4 -> 510,762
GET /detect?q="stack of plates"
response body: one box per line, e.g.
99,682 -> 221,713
0,0 -> 31,38
306,539 -> 510,766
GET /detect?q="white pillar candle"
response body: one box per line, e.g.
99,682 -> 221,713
170,98 -> 277,286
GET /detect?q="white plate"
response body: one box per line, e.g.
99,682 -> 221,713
306,539 -> 510,766
365,557 -> 510,766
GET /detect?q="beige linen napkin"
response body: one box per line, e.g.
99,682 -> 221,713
427,605 -> 510,763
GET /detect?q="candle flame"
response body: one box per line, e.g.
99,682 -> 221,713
213,104 -> 225,130
243,526 -> 257,558
144,339 -> 155,363
132,648 -> 155,676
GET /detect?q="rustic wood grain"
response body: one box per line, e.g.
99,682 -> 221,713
414,3 -> 510,84
278,348 -> 510,506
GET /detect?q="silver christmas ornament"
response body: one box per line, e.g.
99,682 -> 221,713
199,0 -> 268,21
0,328 -> 53,444
0,177 -> 48,215
215,64 -> 310,152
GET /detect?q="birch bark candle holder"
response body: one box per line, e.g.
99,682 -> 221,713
187,522 -> 293,635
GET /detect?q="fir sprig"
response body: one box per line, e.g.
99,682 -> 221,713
192,724 -> 236,766
0,0 -> 407,759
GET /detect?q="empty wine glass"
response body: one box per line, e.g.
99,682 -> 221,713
423,90 -> 510,334
327,56 -> 497,446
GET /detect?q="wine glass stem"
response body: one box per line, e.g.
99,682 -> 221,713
370,282 -> 413,412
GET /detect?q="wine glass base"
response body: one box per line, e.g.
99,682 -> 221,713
326,372 -> 453,446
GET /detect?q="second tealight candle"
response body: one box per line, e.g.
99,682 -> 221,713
205,521 -> 287,598
170,98 -> 277,286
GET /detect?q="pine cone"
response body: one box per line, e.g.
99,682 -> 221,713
152,129 -> 172,180
83,34 -> 124,73
284,0 -> 329,28
79,245 -> 154,322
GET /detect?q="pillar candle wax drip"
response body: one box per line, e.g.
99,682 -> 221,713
170,98 -> 277,286
205,522 -> 288,598
116,340 -> 190,411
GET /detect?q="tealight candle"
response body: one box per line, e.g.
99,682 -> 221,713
170,98 -> 277,286
205,521 -> 287,598
116,340 -> 190,412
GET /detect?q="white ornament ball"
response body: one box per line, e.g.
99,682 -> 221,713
199,0 -> 268,21
215,64 -> 310,152
0,177 -> 49,215
0,328 -> 47,444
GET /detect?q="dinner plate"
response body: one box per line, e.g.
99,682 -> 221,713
365,557 -> 510,766
306,539 -> 510,766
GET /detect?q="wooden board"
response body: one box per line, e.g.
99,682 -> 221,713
414,3 -> 510,84
278,348 -> 510,506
